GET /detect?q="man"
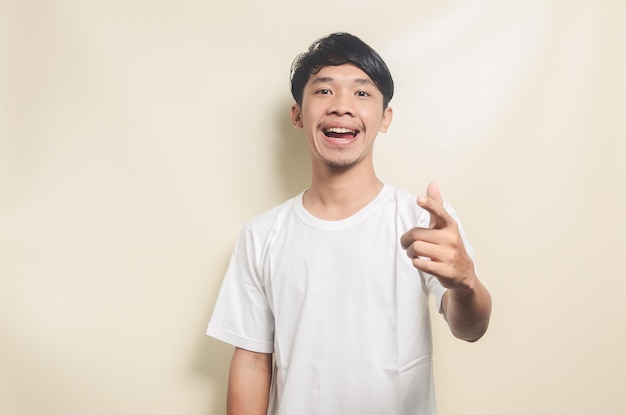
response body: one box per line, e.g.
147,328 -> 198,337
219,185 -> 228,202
207,32 -> 492,415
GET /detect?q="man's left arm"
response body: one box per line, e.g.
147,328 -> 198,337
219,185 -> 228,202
440,273 -> 491,342
400,182 -> 492,342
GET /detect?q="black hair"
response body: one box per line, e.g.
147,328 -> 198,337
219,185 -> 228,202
290,32 -> 394,109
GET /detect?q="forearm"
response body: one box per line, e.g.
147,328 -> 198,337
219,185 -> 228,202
227,347 -> 273,415
442,276 -> 492,342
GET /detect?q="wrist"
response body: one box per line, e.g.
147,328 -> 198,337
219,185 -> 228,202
451,271 -> 478,298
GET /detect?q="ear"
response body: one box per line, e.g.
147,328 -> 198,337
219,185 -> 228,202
379,106 -> 393,133
290,104 -> 303,129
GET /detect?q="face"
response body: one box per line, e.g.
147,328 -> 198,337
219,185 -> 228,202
291,64 -> 393,171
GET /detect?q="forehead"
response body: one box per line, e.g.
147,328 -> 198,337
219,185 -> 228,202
305,64 -> 376,88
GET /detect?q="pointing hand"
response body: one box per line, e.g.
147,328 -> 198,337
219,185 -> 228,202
400,183 -> 476,290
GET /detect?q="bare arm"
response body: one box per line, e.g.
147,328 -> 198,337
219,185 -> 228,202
401,182 -> 492,342
227,347 -> 273,415
441,273 -> 491,342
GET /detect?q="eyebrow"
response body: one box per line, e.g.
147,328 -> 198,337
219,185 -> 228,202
310,76 -> 375,86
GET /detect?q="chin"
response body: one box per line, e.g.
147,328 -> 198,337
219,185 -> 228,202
322,157 -> 360,169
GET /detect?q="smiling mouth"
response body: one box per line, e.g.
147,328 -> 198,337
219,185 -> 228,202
323,127 -> 359,139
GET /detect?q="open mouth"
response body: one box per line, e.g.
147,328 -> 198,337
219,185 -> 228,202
323,127 -> 359,139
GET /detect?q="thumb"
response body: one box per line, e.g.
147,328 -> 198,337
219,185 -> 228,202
417,182 -> 446,229
426,182 -> 442,203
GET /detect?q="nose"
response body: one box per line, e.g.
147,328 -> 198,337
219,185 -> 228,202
327,91 -> 354,117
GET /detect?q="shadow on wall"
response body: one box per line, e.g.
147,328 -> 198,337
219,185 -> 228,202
189,255 -> 233,415
273,98 -> 311,198
193,338 -> 232,415
189,99 -> 310,414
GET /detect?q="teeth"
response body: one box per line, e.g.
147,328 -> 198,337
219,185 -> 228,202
325,127 -> 356,134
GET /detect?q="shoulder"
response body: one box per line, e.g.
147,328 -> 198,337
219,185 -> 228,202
385,184 -> 463,228
388,186 -> 418,209
229,194 -> 302,262
241,193 -> 302,237
383,185 -> 431,227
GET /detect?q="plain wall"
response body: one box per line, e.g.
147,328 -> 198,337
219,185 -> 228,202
1,0 -> 625,414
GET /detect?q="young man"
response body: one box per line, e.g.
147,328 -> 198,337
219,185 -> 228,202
207,32 -> 492,415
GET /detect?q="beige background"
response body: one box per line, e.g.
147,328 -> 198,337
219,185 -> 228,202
1,0 -> 625,414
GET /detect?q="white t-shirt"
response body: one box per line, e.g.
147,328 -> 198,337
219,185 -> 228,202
207,184 -> 475,415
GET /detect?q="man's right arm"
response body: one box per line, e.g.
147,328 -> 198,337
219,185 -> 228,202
227,347 -> 273,415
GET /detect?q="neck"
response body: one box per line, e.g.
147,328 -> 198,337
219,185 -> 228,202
303,160 -> 383,220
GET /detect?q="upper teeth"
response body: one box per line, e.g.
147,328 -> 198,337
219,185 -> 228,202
326,127 -> 355,134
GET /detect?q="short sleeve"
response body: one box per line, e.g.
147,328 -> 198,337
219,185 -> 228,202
206,226 -> 275,353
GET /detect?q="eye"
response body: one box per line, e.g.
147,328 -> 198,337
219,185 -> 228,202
356,90 -> 370,97
316,88 -> 332,95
